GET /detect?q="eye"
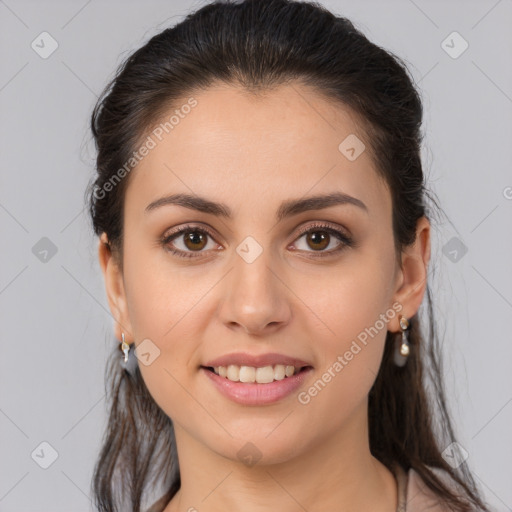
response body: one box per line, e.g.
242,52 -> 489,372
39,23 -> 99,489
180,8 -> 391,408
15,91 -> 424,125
161,224 -> 219,259
161,222 -> 355,259
291,222 -> 354,257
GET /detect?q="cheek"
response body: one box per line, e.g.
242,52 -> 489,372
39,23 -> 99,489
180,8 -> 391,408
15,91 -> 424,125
309,255 -> 393,344
122,244 -> 216,418
123,237 -> 207,340
300,256 -> 395,407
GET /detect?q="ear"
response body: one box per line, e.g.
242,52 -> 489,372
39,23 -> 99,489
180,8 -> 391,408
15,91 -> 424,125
98,232 -> 133,342
391,216 -> 431,331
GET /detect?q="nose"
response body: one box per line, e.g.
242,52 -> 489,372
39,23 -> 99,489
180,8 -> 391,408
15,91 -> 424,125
218,248 -> 292,336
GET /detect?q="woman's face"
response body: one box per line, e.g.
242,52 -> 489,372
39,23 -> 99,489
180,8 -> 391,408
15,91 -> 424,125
101,82 -> 429,465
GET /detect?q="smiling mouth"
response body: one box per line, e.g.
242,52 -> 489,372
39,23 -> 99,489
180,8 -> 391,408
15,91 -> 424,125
201,364 -> 312,384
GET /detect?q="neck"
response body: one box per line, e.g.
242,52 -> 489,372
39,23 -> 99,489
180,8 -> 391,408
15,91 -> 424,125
164,406 -> 397,512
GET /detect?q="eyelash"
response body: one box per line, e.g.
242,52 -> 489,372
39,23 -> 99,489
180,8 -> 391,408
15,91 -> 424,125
160,222 -> 355,259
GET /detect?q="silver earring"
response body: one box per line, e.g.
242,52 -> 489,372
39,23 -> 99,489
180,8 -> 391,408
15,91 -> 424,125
121,332 -> 130,363
393,315 -> 410,367
120,333 -> 138,374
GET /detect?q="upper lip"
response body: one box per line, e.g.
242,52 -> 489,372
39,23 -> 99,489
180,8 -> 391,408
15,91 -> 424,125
202,352 -> 313,369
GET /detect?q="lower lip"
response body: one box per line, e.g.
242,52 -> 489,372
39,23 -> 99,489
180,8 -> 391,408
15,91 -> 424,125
201,367 -> 313,405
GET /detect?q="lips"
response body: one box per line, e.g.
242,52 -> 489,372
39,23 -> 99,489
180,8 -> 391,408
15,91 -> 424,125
201,365 -> 313,405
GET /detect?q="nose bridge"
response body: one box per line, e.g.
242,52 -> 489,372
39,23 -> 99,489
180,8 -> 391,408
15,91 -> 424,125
232,236 -> 278,307
220,235 -> 290,333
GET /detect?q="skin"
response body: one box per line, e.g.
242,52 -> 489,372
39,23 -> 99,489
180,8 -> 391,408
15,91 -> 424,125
98,82 -> 430,512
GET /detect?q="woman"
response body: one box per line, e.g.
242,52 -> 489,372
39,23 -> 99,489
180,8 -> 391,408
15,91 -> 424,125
87,0 -> 490,510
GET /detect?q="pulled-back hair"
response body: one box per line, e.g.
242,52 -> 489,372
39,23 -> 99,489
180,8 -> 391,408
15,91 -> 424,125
86,1 -> 489,510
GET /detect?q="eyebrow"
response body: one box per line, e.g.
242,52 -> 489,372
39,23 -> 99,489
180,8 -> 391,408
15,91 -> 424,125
144,191 -> 368,221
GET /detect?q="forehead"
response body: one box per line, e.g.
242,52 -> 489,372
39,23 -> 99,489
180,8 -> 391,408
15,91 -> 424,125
125,82 -> 391,222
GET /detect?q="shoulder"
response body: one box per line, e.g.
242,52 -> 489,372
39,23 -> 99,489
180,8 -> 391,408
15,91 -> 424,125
146,494 -> 170,512
405,467 -> 453,511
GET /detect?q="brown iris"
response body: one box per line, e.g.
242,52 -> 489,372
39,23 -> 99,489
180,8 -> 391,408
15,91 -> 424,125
306,230 -> 330,251
183,230 -> 208,251
179,227 -> 333,253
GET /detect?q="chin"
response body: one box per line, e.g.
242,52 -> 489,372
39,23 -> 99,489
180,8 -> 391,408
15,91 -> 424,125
202,423 -> 310,467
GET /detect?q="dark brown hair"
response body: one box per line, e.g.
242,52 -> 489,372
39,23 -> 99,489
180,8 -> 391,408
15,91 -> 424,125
86,1 -> 489,510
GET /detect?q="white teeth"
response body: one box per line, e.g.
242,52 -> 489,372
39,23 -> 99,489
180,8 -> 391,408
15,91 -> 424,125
211,364 -> 303,383
226,365 -> 239,381
274,364 -> 285,380
239,366 -> 256,383
255,366 -> 274,383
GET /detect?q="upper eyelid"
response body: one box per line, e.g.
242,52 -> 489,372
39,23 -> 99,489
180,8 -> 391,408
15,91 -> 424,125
163,221 -> 350,247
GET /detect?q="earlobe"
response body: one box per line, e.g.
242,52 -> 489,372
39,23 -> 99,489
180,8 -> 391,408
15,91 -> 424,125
98,233 -> 133,341
391,217 -> 431,331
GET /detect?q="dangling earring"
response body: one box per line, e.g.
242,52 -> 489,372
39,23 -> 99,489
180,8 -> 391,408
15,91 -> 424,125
393,315 -> 410,367
121,332 -> 130,363
120,333 -> 137,374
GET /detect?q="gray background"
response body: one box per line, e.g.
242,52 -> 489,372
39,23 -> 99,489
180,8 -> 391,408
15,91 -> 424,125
1,0 -> 511,510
